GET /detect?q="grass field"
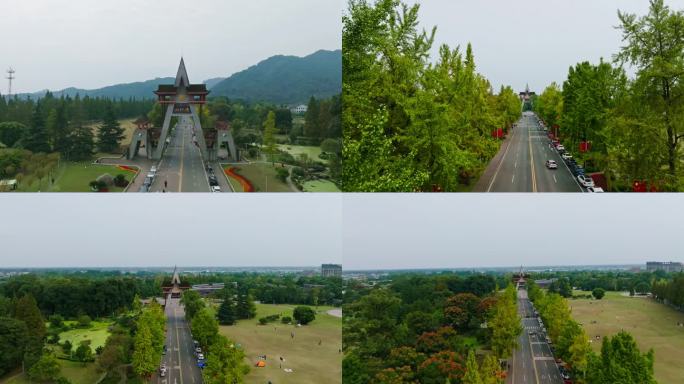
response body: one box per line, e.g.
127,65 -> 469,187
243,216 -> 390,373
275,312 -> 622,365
302,179 -> 340,192
225,163 -> 292,192
219,303 -> 342,384
58,320 -> 112,351
570,291 -> 684,384
277,145 -> 326,164
47,163 -> 135,192
2,360 -> 102,384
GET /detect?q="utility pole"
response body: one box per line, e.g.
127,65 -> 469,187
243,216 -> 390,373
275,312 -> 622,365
6,67 -> 15,97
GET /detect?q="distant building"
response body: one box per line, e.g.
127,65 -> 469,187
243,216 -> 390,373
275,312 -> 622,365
646,261 -> 683,273
534,279 -> 557,289
322,264 -> 342,277
191,283 -> 229,296
291,104 -> 308,114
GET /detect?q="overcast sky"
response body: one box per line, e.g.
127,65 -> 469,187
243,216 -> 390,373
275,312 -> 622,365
0,194 -> 342,268
0,0 -> 343,94
343,194 -> 684,270
404,0 -> 684,93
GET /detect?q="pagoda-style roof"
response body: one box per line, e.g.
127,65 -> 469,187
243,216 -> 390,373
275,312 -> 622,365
154,84 -> 208,95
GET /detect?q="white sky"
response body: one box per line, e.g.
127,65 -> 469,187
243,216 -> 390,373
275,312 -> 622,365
405,0 -> 684,93
0,0 -> 344,94
343,194 -> 684,270
0,194 -> 342,268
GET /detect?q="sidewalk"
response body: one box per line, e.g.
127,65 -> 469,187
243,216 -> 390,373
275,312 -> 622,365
472,129 -> 514,192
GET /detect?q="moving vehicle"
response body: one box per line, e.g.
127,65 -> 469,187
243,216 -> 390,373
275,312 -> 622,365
546,160 -> 558,169
577,175 -> 595,188
159,364 -> 167,377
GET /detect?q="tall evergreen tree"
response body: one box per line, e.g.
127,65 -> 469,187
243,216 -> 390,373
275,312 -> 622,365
304,96 -> 321,138
66,106 -> 94,161
14,294 -> 46,369
97,103 -> 124,153
24,102 -> 51,153
217,295 -> 236,326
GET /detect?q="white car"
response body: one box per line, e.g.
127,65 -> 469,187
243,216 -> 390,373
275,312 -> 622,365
197,353 -> 205,360
195,347 -> 202,354
578,175 -> 595,188
561,153 -> 573,160
211,185 -> 221,193
545,160 -> 558,169
587,187 -> 604,193
150,165 -> 157,173
556,145 -> 565,152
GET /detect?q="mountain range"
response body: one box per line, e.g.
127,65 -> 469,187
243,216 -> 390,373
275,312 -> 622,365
16,49 -> 341,105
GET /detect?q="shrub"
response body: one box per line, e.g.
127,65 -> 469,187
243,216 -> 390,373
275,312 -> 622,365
275,168 -> 289,182
113,174 -> 128,188
293,306 -> 316,325
77,315 -> 92,328
281,316 -> 292,324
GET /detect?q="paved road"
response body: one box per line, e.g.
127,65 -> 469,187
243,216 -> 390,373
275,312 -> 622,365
507,288 -> 564,384
151,117 -> 211,193
481,112 -> 583,192
152,297 -> 203,384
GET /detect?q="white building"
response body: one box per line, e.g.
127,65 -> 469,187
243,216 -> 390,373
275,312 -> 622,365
291,104 -> 308,114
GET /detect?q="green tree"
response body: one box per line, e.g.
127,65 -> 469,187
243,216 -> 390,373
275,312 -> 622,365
14,294 -> 46,369
462,350 -> 483,384
132,323 -> 156,378
615,0 -> 684,181
202,335 -> 249,384
479,354 -> 503,384
489,285 -> 521,358
74,342 -> 93,365
0,317 -> 29,376
293,306 -> 316,325
217,296 -> 236,326
0,122 -> 27,147
592,288 -> 606,300
262,110 -> 278,164
27,353 -> 61,382
304,96 -> 321,138
181,290 -> 205,320
191,308 -> 219,349
587,331 -> 656,384
24,103 -> 51,153
97,103 -> 124,153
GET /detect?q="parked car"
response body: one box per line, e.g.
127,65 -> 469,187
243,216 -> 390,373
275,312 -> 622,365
546,160 -> 558,169
195,347 -> 202,354
212,185 -> 221,193
208,176 -> 219,186
587,187 -> 604,193
561,153 -> 573,160
197,353 -> 205,361
150,166 -> 157,173
159,365 -> 167,377
577,175 -> 595,188
556,144 -> 565,152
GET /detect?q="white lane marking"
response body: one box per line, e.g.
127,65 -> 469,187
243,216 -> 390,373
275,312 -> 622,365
515,161 -> 517,168
553,175 -> 557,183
512,175 -> 515,183
487,121 -> 519,192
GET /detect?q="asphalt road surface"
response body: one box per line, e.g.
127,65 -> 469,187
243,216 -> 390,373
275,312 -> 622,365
507,288 -> 564,384
483,112 -> 583,192
152,297 -> 203,384
151,117 -> 211,193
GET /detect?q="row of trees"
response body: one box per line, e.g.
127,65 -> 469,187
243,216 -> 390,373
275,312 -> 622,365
652,272 -> 684,308
533,0 -> 684,190
0,274 -> 157,318
343,273 -> 518,383
182,292 -> 250,384
532,269 -> 664,294
131,300 -> 165,378
0,94 -> 150,161
528,281 -> 656,383
342,0 -> 522,191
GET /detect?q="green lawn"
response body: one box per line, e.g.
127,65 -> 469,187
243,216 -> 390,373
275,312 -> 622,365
302,179 -> 340,192
58,321 -> 112,351
219,303 -> 341,384
47,163 -> 136,192
277,145 -> 326,164
570,291 -> 684,384
225,163 -> 292,192
2,360 -> 102,384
